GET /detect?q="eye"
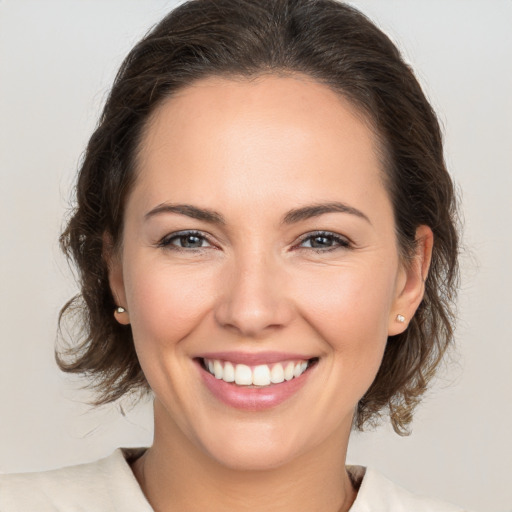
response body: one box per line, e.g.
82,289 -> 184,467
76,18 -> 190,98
159,230 -> 212,250
298,231 -> 351,251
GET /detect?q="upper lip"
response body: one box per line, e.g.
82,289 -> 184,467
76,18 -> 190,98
196,351 -> 316,365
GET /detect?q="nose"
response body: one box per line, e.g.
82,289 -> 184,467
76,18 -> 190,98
214,249 -> 294,338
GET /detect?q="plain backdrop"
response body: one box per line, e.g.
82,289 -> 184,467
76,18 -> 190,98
0,1 -> 511,511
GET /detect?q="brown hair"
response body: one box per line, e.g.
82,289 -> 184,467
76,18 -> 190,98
58,0 -> 459,435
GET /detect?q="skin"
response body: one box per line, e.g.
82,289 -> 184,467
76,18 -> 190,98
108,74 -> 433,512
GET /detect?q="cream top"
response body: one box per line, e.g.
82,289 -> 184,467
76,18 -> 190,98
0,448 -> 467,511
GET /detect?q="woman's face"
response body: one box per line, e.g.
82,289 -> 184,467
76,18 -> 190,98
110,75 -> 426,470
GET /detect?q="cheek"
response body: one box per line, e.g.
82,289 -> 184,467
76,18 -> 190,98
124,260 -> 217,347
298,263 -> 396,339
295,263 -> 396,384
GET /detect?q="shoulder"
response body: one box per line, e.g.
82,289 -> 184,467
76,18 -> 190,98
349,466 -> 469,512
0,448 -> 152,512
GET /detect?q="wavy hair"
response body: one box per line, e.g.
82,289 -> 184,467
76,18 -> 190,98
57,0 -> 460,435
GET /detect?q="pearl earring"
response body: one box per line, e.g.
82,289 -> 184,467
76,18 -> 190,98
116,306 -> 126,314
396,314 -> 405,323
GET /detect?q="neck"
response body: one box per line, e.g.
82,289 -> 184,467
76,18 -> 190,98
132,404 -> 357,512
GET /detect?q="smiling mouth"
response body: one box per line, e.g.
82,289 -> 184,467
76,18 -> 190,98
199,357 -> 319,387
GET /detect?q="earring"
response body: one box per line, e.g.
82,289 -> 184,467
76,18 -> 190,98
116,306 -> 126,314
396,314 -> 405,323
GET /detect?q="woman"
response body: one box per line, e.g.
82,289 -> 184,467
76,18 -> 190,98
0,0 -> 464,510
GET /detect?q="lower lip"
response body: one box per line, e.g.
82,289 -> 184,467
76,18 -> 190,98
197,361 -> 315,411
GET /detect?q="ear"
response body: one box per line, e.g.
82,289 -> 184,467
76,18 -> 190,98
388,225 -> 433,336
103,232 -> 130,325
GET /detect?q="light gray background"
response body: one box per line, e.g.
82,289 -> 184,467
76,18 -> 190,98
0,1 -> 511,511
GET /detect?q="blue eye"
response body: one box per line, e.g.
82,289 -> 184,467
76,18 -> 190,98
299,231 -> 350,251
158,230 -> 349,252
160,231 -> 211,249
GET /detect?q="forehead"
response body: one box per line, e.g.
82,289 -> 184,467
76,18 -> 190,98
140,73 -> 380,162
131,74 -> 390,222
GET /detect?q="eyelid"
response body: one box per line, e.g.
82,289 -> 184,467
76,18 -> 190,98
295,230 -> 352,251
158,229 -> 214,250
156,229 -> 352,252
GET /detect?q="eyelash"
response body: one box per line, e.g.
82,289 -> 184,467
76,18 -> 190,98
158,230 -> 351,253
296,231 -> 351,252
158,230 -> 212,251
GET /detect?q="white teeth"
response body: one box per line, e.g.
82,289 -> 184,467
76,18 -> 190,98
204,358 -> 312,387
223,361 -> 235,382
270,363 -> 285,384
213,360 -> 223,379
284,362 -> 295,381
252,365 -> 271,386
234,364 -> 253,385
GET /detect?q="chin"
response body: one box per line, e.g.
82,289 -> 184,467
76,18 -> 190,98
188,405 -> 347,473
197,430 -> 305,472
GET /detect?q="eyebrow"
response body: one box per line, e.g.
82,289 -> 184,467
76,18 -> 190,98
282,202 -> 371,225
144,201 -> 371,225
145,203 -> 226,224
